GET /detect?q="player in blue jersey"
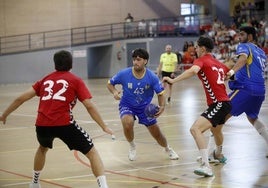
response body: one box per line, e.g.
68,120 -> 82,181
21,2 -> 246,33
207,26 -> 268,162
107,48 -> 179,161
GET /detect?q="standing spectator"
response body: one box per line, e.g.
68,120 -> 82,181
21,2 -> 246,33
149,19 -> 157,37
107,48 -> 179,161
248,2 -> 256,19
182,41 -> 189,52
163,36 -> 231,177
181,41 -> 196,70
240,2 -> 248,21
233,2 -> 241,24
157,44 -> 178,104
125,13 -> 134,37
0,50 -> 113,188
138,19 -> 147,37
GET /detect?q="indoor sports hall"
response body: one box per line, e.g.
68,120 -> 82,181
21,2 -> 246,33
1,0 -> 268,187
0,77 -> 268,188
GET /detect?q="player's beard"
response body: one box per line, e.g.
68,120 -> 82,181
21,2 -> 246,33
134,64 -> 144,72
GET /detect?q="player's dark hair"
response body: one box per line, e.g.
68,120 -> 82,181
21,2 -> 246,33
239,26 -> 257,41
132,48 -> 149,60
197,36 -> 214,52
54,50 -> 73,71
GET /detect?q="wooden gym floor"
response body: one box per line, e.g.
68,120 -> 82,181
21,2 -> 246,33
0,77 -> 268,188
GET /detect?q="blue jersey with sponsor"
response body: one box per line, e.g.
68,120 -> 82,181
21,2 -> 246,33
233,42 -> 267,96
109,67 -> 164,111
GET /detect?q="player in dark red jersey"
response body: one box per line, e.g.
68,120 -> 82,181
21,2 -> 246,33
0,50 -> 113,188
163,36 -> 231,177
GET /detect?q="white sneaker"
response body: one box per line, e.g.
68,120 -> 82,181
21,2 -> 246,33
128,147 -> 136,161
29,182 -> 41,188
194,163 -> 214,177
167,147 -> 179,160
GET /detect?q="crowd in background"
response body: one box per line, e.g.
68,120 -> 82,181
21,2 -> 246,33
178,2 -> 267,71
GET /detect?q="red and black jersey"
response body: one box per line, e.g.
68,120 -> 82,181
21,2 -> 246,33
194,54 -> 230,105
32,71 -> 92,126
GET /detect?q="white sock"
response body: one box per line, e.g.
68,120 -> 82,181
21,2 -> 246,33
129,141 -> 136,148
165,145 -> 171,152
32,170 -> 41,184
97,175 -> 109,188
254,119 -> 268,145
207,133 -> 215,155
200,149 -> 209,167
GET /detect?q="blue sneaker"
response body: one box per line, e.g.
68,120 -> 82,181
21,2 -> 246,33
196,150 -> 227,164
210,150 -> 227,163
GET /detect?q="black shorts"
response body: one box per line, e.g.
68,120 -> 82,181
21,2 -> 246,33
161,71 -> 174,78
36,122 -> 94,154
201,101 -> 231,127
161,71 -> 174,85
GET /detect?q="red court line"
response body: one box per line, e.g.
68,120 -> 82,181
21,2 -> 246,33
73,150 -> 190,188
0,168 -> 71,188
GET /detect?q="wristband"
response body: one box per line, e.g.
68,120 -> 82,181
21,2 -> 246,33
229,69 -> 235,76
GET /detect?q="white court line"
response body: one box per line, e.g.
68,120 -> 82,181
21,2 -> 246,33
0,127 -> 28,131
41,161 -> 197,182
1,182 -> 29,187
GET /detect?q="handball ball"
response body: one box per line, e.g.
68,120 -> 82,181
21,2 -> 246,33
144,103 -> 159,118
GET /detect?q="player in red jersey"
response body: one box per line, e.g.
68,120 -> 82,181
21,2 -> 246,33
163,36 -> 231,177
0,50 -> 113,188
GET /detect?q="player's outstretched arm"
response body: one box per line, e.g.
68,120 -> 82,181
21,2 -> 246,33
82,99 -> 113,135
107,82 -> 121,100
0,87 -> 36,125
163,65 -> 199,85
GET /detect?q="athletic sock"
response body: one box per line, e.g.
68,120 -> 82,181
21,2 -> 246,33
207,133 -> 215,155
200,149 -> 209,166
129,141 -> 136,148
32,170 -> 41,184
165,145 -> 171,152
97,175 -> 109,188
254,119 -> 268,145
215,145 -> 223,156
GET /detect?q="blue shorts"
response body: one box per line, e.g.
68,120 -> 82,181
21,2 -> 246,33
229,89 -> 265,119
119,106 -> 157,126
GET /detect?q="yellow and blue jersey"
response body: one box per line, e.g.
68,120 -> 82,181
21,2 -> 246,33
234,42 -> 267,96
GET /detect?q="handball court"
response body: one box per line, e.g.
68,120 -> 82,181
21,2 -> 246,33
0,78 -> 268,188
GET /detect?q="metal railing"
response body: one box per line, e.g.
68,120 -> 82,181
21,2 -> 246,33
0,10 -> 266,56
0,23 -> 126,55
0,15 -> 216,56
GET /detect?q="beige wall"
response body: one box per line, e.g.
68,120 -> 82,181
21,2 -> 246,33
0,0 -> 210,37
